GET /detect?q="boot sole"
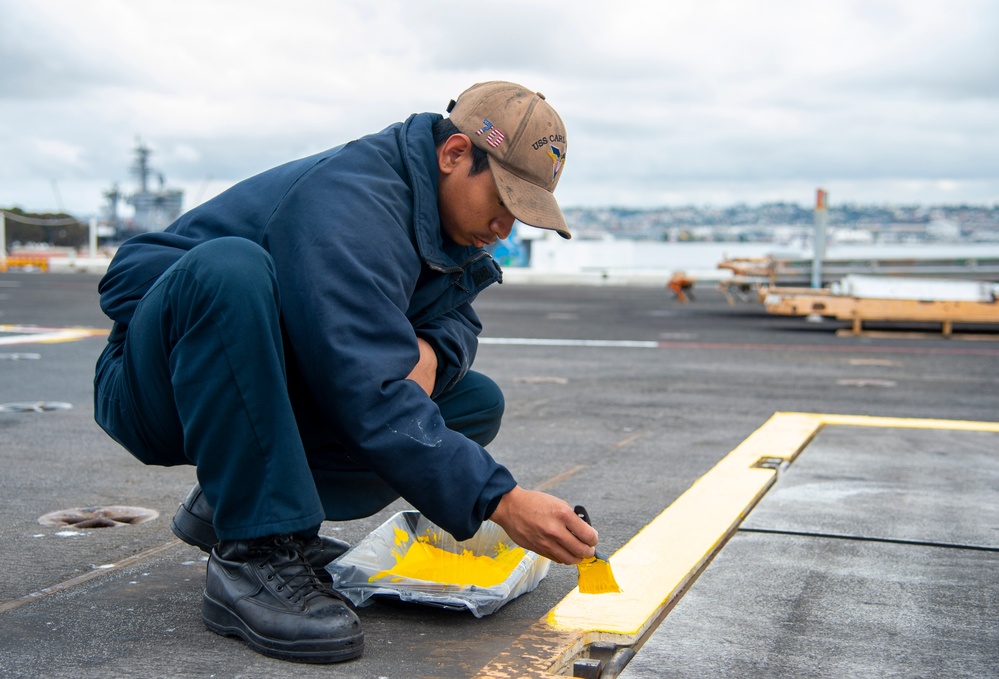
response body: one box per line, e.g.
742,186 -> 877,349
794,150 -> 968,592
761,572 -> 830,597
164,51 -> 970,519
202,593 -> 364,663
170,502 -> 217,552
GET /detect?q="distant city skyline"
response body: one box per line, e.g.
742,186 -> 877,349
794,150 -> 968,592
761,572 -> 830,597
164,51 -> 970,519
560,202 -> 999,240
2,1 -> 997,216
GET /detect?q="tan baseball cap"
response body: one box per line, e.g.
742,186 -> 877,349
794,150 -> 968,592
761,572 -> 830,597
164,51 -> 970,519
447,81 -> 571,239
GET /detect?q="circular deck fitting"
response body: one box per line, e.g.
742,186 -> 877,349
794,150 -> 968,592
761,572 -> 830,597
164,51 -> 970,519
38,506 -> 160,528
0,401 -> 73,412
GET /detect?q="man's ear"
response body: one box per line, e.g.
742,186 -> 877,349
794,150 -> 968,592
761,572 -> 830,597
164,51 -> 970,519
437,133 -> 472,175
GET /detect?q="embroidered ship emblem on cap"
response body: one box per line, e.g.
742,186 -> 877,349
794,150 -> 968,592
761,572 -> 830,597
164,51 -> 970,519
475,119 -> 505,148
547,145 -> 565,180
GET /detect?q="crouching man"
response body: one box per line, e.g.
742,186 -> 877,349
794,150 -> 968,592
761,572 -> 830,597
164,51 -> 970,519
94,81 -> 598,663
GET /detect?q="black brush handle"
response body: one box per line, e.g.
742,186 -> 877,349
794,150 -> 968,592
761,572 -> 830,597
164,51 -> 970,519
574,505 -> 610,561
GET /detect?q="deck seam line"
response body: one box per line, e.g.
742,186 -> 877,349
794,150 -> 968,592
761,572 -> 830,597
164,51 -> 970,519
0,539 -> 183,614
738,527 -> 999,553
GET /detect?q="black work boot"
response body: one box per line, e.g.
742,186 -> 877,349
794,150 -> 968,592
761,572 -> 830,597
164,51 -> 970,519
203,535 -> 364,663
171,484 -> 349,569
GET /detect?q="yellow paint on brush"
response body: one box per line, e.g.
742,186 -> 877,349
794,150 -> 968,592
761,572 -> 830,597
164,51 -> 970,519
370,536 -> 526,588
576,557 -> 620,594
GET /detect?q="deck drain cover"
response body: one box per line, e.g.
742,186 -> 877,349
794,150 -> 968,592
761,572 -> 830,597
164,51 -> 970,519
0,401 -> 73,413
38,506 -> 159,528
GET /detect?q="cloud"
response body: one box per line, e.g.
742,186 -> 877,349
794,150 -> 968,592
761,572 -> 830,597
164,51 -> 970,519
0,0 -> 996,215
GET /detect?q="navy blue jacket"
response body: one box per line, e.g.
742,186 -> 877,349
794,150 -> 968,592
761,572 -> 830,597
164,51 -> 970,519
98,112 -> 516,539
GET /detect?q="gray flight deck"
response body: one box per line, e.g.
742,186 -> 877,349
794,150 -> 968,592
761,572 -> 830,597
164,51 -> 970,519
1,271 -> 996,678
619,425 -> 999,679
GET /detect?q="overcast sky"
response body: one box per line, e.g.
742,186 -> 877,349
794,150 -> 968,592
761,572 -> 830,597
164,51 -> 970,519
1,0 -> 997,218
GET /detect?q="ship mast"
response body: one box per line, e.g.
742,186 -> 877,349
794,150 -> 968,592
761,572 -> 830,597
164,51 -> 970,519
131,139 -> 152,194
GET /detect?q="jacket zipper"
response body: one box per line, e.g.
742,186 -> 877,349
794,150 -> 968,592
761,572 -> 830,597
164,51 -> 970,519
425,249 -> 491,275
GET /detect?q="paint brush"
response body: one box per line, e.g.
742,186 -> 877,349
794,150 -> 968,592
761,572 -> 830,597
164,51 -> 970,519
573,505 -> 621,594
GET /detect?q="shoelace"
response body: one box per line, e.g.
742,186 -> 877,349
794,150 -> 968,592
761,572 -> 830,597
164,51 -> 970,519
249,536 -> 353,606
249,536 -> 329,602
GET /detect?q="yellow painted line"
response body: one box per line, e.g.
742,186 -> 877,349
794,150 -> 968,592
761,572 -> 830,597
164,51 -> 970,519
0,324 -> 108,346
547,412 -> 810,637
477,411 -> 999,677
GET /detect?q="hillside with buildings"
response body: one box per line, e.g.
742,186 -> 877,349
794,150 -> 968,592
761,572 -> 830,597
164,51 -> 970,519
562,203 -> 999,244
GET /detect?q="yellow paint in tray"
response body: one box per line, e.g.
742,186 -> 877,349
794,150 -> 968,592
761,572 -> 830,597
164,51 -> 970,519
370,530 -> 526,588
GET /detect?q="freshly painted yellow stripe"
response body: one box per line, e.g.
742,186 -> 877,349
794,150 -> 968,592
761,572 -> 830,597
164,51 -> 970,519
546,411 -> 999,637
547,413 -> 792,635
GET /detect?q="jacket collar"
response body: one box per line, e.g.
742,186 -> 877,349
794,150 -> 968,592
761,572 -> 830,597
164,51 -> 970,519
400,113 -> 491,275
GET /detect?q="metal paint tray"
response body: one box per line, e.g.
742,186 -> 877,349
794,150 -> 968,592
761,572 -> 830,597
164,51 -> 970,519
326,511 -> 550,618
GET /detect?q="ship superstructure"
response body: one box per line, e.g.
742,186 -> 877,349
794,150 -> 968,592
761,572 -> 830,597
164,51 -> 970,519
102,139 -> 184,239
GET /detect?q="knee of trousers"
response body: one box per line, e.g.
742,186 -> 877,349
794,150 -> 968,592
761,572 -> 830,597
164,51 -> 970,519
472,373 -> 505,422
176,237 -> 278,301
437,371 -> 505,447
474,385 -> 504,445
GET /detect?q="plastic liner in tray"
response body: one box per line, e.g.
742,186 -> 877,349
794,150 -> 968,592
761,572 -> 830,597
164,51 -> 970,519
326,511 -> 550,618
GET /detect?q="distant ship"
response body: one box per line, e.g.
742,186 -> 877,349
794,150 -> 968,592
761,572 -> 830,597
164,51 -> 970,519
101,139 -> 183,240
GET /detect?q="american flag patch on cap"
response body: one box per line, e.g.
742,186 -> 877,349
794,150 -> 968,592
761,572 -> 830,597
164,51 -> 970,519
476,119 -> 505,147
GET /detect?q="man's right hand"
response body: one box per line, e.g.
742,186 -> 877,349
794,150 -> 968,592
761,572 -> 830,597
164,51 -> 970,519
488,486 -> 599,564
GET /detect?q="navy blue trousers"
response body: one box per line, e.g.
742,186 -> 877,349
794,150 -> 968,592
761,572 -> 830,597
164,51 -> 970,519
94,238 -> 504,540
